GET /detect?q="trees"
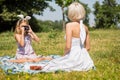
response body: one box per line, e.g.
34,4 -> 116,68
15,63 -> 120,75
0,0 -> 52,32
93,0 -> 120,28
0,0 -> 91,32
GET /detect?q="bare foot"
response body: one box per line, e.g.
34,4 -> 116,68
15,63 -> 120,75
44,56 -> 53,60
8,60 -> 15,62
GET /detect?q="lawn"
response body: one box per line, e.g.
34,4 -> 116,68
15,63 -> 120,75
0,29 -> 120,80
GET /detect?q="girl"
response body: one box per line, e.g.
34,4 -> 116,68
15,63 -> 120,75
9,15 -> 52,63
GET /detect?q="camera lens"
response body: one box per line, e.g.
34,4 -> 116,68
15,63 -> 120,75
23,26 -> 29,31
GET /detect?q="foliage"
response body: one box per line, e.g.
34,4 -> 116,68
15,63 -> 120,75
29,16 -> 42,32
0,0 -> 52,32
53,20 -> 63,30
0,29 -> 120,79
93,0 -> 120,28
55,0 -> 74,7
36,20 -> 62,32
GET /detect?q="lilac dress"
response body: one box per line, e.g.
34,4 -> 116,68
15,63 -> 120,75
15,35 -> 37,59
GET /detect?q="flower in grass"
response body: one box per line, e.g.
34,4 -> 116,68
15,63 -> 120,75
25,73 -> 30,79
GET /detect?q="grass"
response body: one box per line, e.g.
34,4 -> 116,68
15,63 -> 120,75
0,29 -> 120,80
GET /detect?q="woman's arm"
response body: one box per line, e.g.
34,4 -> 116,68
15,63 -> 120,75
84,25 -> 90,51
64,23 -> 72,56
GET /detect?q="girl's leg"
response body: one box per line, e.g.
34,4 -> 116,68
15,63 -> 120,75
9,58 -> 34,63
9,56 -> 53,63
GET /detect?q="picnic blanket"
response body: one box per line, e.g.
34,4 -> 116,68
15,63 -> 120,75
0,55 -> 61,74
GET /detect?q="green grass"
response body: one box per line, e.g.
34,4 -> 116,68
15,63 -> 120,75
0,29 -> 120,80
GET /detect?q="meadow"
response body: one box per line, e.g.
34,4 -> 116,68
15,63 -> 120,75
0,29 -> 119,80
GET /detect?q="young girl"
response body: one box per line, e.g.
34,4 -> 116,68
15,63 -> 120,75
9,16 -> 52,63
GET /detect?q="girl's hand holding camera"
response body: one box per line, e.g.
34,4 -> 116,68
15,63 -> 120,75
27,25 -> 40,42
27,25 -> 33,33
20,26 -> 25,34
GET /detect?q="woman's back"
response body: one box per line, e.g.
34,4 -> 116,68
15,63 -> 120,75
66,21 -> 87,47
67,21 -> 87,38
68,22 -> 81,38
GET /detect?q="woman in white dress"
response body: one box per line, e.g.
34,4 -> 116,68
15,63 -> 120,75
30,2 -> 95,72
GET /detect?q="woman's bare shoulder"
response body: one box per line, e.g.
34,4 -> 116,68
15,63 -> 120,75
66,22 -> 72,26
66,22 -> 72,29
66,22 -> 78,27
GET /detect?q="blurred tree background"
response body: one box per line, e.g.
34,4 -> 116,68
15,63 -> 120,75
0,0 -> 120,32
93,0 -> 120,28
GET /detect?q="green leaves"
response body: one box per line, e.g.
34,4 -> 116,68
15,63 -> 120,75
93,0 -> 120,28
55,0 -> 78,7
0,0 -> 51,21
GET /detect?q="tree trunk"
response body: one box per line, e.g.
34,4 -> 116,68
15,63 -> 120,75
62,6 -> 65,31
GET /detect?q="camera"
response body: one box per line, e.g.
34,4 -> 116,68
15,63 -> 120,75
23,26 -> 29,31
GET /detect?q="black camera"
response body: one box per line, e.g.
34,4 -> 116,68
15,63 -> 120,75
23,26 -> 29,31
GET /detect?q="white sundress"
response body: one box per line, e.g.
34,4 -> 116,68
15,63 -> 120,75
40,20 -> 95,72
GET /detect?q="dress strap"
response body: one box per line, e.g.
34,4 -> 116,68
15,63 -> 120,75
80,20 -> 86,45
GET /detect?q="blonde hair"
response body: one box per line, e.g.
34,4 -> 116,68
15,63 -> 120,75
68,2 -> 86,21
15,19 -> 29,34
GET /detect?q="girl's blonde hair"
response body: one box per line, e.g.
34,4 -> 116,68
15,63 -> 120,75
15,19 -> 29,34
68,2 -> 86,21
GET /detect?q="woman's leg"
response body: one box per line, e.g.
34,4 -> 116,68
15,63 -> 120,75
33,56 -> 53,62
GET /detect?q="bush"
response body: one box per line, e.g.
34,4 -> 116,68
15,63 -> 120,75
37,20 -> 63,32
